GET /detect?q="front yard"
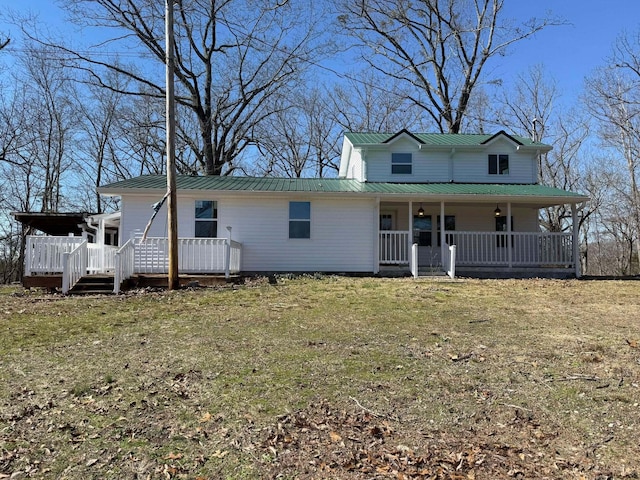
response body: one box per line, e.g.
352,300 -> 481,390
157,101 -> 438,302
1,276 -> 639,479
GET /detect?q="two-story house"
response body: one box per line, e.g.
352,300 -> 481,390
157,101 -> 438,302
21,130 -> 588,292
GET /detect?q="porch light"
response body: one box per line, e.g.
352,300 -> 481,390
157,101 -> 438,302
418,204 -> 425,217
494,204 -> 501,217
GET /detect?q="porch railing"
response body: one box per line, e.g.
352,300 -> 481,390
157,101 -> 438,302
134,237 -> 242,276
25,236 -> 85,275
379,231 -> 410,264
445,231 -> 573,267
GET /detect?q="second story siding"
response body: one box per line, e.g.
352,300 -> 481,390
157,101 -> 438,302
341,131 -> 550,185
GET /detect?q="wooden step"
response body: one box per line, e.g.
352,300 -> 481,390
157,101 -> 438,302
70,275 -> 115,294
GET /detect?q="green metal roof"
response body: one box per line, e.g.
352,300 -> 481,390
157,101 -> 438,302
344,131 -> 550,149
99,175 -> 587,202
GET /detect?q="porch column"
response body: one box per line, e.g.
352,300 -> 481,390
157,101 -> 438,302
572,204 -> 581,278
507,202 -> 512,268
440,201 -> 445,261
408,201 -> 413,267
374,197 -> 380,274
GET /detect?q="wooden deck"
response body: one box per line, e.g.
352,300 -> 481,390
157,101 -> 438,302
22,273 -> 240,292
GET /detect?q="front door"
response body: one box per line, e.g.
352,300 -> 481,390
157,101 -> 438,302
413,215 -> 440,267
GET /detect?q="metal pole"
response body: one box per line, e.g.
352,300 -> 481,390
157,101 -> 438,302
166,0 -> 179,290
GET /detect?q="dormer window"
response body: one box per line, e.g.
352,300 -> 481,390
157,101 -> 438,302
488,154 -> 509,175
392,153 -> 412,174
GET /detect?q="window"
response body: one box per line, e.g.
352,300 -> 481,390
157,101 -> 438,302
289,201 -> 310,239
195,200 -> 218,237
437,215 -> 456,246
379,213 -> 393,231
392,153 -> 412,174
488,154 -> 509,175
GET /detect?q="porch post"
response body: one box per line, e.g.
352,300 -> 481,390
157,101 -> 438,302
572,204 -> 581,278
507,202 -> 512,268
440,201 -> 445,262
408,200 -> 413,265
374,197 -> 380,274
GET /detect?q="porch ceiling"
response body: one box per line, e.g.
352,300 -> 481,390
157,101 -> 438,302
11,212 -> 91,236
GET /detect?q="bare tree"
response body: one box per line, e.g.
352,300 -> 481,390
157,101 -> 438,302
329,72 -> 423,133
337,0 -> 561,133
253,88 -> 342,178
26,0 -> 330,176
495,66 -> 594,231
585,31 -> 640,270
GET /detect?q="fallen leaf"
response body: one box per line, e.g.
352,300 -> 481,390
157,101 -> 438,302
165,452 -> 182,460
200,412 -> 212,423
212,450 -> 228,458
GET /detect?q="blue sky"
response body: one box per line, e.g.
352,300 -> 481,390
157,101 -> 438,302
501,0 -> 640,97
4,0 -> 640,105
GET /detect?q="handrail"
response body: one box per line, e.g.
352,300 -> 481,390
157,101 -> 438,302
62,240 -> 88,294
113,239 -> 136,294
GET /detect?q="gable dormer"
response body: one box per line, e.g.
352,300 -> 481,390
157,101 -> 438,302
339,130 -> 551,184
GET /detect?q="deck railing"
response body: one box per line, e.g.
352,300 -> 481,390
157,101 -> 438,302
25,236 -> 85,275
134,237 -> 242,275
62,240 -> 88,294
88,244 -> 117,273
379,231 -> 410,264
445,231 -> 573,267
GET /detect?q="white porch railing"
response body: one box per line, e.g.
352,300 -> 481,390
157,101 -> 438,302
445,231 -> 573,267
25,236 -> 85,275
134,237 -> 242,276
114,239 -> 136,294
379,231 -> 410,264
62,240 -> 88,294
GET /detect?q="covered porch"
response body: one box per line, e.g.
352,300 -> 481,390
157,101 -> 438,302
376,198 -> 582,278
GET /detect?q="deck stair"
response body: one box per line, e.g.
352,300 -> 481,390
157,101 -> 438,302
69,274 -> 115,294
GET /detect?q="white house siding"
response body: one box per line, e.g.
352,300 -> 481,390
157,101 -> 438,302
219,195 -> 375,272
356,137 -> 537,184
452,139 -> 537,184
120,193 -> 376,273
119,194 -> 192,242
365,143 -> 450,183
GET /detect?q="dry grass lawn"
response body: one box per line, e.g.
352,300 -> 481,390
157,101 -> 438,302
1,276 -> 639,479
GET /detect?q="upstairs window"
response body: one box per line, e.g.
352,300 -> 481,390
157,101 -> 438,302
289,201 -> 311,239
195,200 -> 218,237
391,153 -> 412,174
488,154 -> 509,175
